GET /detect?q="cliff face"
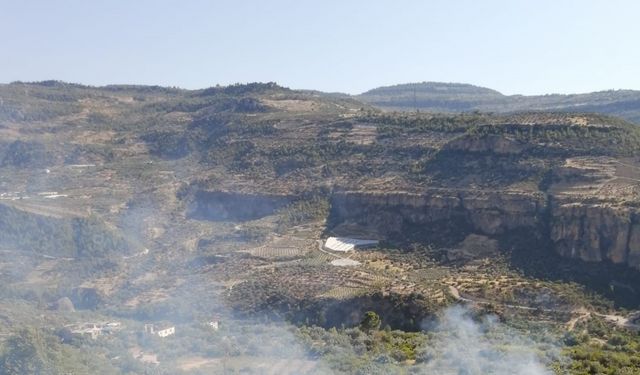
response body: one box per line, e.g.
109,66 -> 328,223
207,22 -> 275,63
330,190 -> 545,236
329,191 -> 640,270
189,191 -> 292,222
550,202 -> 640,268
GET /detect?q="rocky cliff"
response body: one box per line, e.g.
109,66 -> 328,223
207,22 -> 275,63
188,191 -> 293,222
330,190 -> 544,236
550,201 -> 640,268
329,190 -> 640,270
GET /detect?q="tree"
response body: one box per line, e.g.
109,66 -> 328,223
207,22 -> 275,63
359,311 -> 381,332
0,328 -> 115,375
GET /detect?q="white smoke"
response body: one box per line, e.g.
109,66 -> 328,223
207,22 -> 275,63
418,305 -> 554,375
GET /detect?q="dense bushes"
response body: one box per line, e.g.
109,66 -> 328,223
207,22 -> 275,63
0,328 -> 118,375
0,204 -> 130,258
0,141 -> 50,168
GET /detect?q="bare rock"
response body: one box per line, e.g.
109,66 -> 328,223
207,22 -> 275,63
52,297 -> 75,312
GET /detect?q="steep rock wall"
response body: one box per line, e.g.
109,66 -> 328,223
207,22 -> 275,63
550,202 -> 640,267
329,191 -> 640,270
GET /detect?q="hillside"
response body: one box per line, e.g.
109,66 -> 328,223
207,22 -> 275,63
1,81 -> 640,374
357,82 -> 640,123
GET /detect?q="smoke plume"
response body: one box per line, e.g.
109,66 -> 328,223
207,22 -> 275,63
419,305 -> 554,375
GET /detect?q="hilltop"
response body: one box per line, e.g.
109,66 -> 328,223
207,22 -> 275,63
357,82 -> 640,123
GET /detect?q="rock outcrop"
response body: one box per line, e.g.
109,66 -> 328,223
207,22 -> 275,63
189,191 -> 292,222
330,190 -> 544,237
51,297 -> 75,312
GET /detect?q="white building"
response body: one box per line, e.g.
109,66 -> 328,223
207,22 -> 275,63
156,326 -> 175,338
71,324 -> 102,340
144,323 -> 175,338
324,237 -> 379,252
69,321 -> 122,340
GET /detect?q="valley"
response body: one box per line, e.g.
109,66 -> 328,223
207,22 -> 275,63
0,81 -> 640,373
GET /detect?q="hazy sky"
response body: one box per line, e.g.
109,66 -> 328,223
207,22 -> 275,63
2,0 -> 639,95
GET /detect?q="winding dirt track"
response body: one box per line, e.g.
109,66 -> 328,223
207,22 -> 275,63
447,286 -> 640,331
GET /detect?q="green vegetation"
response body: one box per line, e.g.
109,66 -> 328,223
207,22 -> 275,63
564,317 -> 640,374
0,141 -> 50,168
276,195 -> 330,231
466,120 -> 640,156
0,204 -> 131,258
359,311 -> 381,332
363,112 -> 488,136
0,328 -> 119,375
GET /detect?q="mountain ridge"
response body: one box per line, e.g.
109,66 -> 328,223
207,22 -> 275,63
357,81 -> 640,123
